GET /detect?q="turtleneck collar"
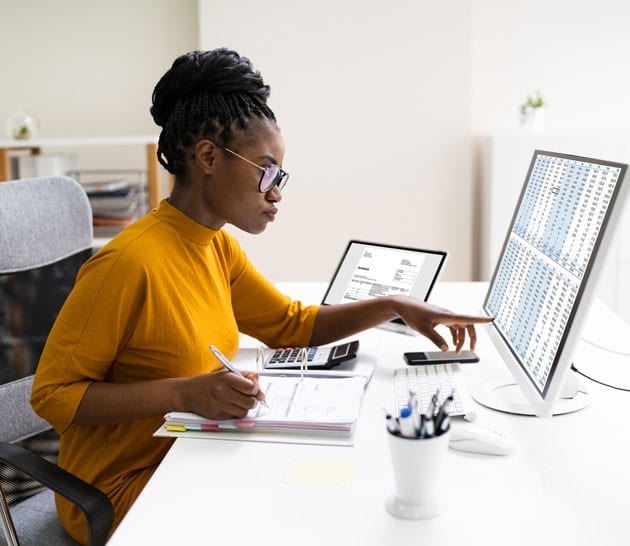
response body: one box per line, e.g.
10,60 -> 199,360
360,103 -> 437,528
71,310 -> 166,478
153,199 -> 220,246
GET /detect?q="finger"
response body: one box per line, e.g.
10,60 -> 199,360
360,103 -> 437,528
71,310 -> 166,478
255,389 -> 267,403
427,328 -> 449,352
227,373 -> 258,396
228,392 -> 259,413
467,324 -> 477,351
456,328 -> 465,353
442,314 -> 495,327
449,326 -> 459,348
223,401 -> 254,419
242,370 -> 260,383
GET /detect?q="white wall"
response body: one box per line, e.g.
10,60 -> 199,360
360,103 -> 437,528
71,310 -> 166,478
199,0 -> 474,283
0,0 -> 198,171
5,0 -> 630,287
469,0 -> 630,281
470,0 -> 630,135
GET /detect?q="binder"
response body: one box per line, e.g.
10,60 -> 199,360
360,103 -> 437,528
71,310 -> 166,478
155,375 -> 366,446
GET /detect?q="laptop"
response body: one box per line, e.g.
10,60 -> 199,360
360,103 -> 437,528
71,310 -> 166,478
321,240 -> 447,334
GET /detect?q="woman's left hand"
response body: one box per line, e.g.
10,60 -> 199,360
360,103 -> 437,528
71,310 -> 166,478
396,299 -> 494,352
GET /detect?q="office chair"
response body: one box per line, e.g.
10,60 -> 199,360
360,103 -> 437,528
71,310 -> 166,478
0,176 -> 114,546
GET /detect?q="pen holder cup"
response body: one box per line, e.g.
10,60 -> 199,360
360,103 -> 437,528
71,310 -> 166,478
385,429 -> 450,520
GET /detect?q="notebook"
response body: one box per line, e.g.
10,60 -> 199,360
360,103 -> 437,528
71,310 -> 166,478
155,375 -> 366,446
321,240 -> 447,334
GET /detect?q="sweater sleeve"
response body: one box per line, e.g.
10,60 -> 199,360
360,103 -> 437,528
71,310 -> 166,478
223,234 -> 319,348
30,248 -> 145,434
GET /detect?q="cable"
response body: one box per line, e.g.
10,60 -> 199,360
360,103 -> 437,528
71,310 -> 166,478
571,364 -> 630,392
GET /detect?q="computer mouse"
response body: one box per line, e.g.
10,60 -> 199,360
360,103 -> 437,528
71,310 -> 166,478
448,426 -> 516,456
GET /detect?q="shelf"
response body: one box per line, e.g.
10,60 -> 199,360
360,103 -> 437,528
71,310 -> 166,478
0,135 -> 167,210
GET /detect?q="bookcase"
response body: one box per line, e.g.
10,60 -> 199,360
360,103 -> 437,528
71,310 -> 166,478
0,135 -> 166,211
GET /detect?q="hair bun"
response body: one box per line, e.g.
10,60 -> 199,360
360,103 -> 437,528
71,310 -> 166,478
150,48 -> 270,128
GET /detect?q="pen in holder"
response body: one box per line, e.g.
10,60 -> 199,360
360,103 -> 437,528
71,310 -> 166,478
385,390 -> 452,520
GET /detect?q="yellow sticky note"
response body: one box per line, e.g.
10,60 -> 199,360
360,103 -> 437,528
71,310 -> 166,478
284,458 -> 355,488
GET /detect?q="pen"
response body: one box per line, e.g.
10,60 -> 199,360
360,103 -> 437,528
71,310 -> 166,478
209,345 -> 269,408
408,391 -> 421,432
385,413 -> 399,434
434,393 -> 454,436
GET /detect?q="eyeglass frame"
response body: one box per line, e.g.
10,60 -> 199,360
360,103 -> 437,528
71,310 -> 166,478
189,140 -> 289,193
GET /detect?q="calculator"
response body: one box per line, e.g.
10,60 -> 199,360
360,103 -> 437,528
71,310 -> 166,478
263,340 -> 360,370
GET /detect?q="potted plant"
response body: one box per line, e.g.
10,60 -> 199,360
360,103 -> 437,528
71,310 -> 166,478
520,91 -> 545,134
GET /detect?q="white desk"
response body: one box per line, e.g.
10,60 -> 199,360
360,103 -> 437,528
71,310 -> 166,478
107,282 -> 630,546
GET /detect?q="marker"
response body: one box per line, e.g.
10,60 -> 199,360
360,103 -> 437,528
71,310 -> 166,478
209,345 -> 269,407
399,407 -> 417,438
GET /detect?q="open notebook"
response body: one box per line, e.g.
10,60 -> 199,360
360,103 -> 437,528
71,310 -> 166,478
155,375 -> 366,446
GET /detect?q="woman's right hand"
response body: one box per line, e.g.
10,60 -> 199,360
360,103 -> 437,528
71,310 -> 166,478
179,369 -> 264,420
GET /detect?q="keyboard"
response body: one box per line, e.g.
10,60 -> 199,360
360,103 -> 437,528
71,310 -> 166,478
394,364 -> 477,421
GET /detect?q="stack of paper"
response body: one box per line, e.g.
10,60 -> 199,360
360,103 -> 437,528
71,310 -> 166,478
162,375 -> 366,438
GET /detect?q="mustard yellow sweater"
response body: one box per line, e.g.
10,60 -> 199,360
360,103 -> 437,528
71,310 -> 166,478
31,199 -> 318,543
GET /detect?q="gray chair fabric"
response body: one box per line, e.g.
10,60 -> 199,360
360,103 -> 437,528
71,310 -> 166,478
0,490 -> 79,546
0,176 -> 111,546
0,378 -> 50,445
0,176 -> 93,273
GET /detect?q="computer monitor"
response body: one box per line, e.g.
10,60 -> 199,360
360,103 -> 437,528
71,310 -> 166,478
476,150 -> 628,417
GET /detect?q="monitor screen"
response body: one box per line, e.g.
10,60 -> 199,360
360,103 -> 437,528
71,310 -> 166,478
481,150 -> 627,416
321,240 -> 446,332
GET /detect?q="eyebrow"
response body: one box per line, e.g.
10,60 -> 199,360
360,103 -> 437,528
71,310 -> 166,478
257,154 -> 279,165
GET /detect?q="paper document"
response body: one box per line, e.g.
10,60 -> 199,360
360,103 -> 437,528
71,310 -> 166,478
163,376 -> 366,438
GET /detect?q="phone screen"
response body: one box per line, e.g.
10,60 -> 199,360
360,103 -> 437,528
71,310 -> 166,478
403,350 -> 479,365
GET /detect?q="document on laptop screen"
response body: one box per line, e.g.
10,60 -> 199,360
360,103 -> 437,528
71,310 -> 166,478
341,244 -> 422,302
322,241 -> 446,306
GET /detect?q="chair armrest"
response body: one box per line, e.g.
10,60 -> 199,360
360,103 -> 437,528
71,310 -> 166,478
0,442 -> 114,546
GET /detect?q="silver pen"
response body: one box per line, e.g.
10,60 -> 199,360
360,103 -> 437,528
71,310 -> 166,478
209,345 -> 269,407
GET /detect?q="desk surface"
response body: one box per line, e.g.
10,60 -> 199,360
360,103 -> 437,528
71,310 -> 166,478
107,282 -> 630,546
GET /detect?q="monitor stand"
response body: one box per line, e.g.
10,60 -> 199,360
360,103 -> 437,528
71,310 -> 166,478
471,369 -> 590,416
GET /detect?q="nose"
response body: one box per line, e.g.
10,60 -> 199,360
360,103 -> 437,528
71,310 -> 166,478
266,185 -> 283,203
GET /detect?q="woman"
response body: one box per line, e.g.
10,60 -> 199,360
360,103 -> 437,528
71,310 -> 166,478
31,48 -> 492,544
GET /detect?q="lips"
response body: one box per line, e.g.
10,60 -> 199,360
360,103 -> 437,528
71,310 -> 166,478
263,207 -> 277,220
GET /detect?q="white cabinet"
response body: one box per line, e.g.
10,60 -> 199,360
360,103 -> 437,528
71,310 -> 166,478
478,134 -> 630,322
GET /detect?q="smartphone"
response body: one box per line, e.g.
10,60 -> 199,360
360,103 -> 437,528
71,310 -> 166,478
403,350 -> 479,365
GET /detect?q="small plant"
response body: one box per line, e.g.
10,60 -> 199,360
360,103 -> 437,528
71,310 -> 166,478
521,90 -> 545,114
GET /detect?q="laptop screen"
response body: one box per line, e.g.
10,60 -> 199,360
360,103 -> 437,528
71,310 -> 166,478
321,241 -> 446,326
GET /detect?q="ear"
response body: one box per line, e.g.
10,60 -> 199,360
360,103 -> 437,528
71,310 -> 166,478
192,140 -> 217,174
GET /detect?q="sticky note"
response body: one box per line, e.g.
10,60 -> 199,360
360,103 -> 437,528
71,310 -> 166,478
284,458 -> 355,487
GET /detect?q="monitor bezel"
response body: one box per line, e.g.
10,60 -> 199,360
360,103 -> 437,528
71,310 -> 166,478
481,150 -> 628,417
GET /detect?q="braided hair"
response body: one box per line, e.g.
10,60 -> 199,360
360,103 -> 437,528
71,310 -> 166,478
150,48 -> 277,176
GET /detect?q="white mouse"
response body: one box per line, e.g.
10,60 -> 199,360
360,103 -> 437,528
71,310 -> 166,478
448,426 -> 516,456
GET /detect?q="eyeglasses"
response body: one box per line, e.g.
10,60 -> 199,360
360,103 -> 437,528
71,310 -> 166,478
213,143 -> 289,193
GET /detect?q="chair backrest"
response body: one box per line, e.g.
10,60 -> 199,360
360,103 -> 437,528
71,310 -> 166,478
0,176 -> 92,386
0,176 -> 93,275
0,176 -> 92,505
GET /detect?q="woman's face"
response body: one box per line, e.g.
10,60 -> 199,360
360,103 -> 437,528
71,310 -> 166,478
202,121 -> 286,234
